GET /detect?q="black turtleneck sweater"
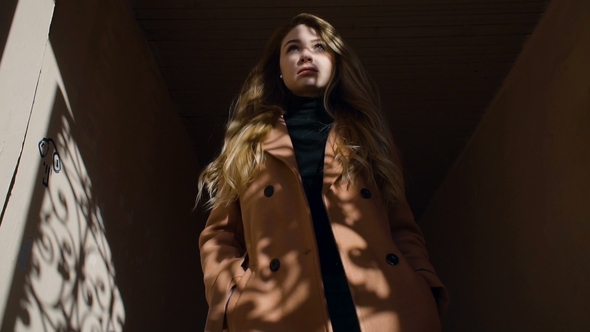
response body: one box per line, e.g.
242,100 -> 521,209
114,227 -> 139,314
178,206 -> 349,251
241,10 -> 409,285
284,95 -> 361,332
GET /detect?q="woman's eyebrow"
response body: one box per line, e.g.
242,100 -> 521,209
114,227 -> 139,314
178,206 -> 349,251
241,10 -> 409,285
283,39 -> 301,49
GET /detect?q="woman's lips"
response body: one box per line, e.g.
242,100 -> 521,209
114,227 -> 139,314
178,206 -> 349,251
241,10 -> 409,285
297,67 -> 318,75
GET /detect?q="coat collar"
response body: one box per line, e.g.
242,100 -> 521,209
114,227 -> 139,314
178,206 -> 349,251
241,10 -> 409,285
262,116 -> 343,193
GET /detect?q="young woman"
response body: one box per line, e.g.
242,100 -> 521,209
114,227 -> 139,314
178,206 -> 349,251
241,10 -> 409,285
197,13 -> 449,332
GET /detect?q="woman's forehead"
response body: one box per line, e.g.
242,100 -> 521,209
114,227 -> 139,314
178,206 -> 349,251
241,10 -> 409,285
281,25 -> 320,46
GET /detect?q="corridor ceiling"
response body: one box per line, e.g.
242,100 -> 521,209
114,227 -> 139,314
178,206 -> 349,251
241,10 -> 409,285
129,0 -> 549,219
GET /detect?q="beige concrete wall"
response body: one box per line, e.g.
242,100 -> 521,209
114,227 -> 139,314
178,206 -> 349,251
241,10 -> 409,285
421,0 -> 590,330
0,0 -> 54,221
0,0 -> 205,330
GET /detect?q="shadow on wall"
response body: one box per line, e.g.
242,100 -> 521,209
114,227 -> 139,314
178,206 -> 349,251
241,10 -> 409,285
0,0 -> 18,65
1,86 -> 125,332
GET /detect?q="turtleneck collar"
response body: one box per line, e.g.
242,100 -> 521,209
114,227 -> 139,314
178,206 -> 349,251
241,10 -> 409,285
284,94 -> 333,123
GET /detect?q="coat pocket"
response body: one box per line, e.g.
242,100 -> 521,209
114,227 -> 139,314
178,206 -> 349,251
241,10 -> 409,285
226,268 -> 253,330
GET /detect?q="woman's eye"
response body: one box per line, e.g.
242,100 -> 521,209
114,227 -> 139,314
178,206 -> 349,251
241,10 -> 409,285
314,43 -> 326,51
287,45 -> 299,52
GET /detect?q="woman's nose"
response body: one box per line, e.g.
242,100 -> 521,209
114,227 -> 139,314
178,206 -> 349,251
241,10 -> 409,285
299,49 -> 313,63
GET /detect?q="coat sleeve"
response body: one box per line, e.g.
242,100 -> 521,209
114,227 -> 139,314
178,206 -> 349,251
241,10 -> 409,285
199,200 -> 247,332
388,197 -> 450,316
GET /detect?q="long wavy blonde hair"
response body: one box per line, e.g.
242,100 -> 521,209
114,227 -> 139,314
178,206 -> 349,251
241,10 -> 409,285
197,13 -> 404,210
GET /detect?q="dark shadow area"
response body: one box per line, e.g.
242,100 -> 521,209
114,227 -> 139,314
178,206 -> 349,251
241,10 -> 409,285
1,86 -> 125,332
0,0 -> 18,65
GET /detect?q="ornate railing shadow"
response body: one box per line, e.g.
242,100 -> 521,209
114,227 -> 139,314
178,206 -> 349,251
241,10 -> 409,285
1,86 -> 124,332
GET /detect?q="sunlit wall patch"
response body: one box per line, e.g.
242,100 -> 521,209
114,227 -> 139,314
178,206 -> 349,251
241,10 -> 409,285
13,114 -> 125,332
1,77 -> 126,331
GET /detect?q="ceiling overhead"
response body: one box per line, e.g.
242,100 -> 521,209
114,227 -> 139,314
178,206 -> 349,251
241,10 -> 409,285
129,0 -> 549,219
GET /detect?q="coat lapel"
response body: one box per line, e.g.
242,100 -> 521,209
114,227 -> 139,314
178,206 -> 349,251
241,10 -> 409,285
322,129 -> 343,193
263,116 -> 343,194
262,116 -> 299,174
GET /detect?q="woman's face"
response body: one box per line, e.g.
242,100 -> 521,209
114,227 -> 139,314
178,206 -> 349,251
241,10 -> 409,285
279,24 -> 333,97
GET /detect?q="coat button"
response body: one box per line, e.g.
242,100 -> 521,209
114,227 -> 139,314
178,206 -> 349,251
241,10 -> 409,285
264,185 -> 274,197
360,188 -> 372,199
386,253 -> 399,266
270,258 -> 280,272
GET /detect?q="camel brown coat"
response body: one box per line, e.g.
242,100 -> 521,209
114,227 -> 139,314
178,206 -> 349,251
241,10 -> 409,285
199,117 -> 449,332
